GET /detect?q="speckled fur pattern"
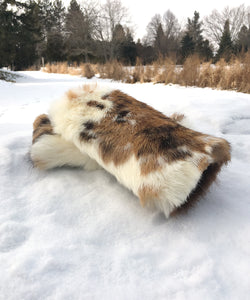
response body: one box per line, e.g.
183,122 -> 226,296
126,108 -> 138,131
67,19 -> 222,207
31,85 -> 231,218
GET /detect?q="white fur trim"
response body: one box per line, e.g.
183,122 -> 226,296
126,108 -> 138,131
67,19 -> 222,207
31,134 -> 101,171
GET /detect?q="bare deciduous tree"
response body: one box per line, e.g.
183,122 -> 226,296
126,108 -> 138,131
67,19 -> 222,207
163,10 -> 180,40
204,4 -> 249,48
144,14 -> 162,46
94,0 -> 130,60
144,11 -> 181,58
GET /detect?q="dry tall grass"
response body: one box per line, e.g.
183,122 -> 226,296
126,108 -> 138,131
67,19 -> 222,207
180,55 -> 200,86
197,53 -> 250,93
97,60 -> 128,81
238,52 -> 250,93
42,52 -> 250,94
124,58 -> 144,83
81,63 -> 95,79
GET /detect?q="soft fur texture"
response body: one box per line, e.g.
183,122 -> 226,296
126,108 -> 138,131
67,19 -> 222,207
31,85 -> 231,218
31,114 -> 100,171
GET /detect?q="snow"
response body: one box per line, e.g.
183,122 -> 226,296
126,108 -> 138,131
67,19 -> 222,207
1,71 -> 250,300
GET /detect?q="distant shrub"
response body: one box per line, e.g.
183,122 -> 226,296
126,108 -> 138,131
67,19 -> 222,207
180,55 -> 200,86
82,63 -> 95,79
41,52 -> 250,94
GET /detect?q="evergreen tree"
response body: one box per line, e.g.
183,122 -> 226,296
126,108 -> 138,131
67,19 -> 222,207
15,0 -> 43,69
180,33 -> 195,61
187,11 -> 203,47
111,24 -> 136,64
112,23 -> 126,60
0,0 -> 19,68
199,39 -> 213,61
65,0 -> 93,62
181,11 -> 213,61
46,31 -> 65,61
39,0 -> 54,34
0,0 -> 43,69
52,0 -> 65,29
44,0 -> 66,62
216,19 -> 234,61
122,29 -> 136,65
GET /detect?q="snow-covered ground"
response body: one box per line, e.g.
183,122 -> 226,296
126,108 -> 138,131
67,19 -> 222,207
0,71 -> 250,300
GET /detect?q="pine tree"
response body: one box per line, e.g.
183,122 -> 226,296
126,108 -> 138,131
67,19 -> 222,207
181,11 -> 213,61
15,0 -> 43,69
46,31 -> 65,61
65,0 -> 93,62
216,20 -> 234,61
39,0 -> 54,34
180,33 -> 195,61
112,24 -> 126,60
0,0 -> 43,70
187,11 -> 203,46
122,28 -> 136,65
52,0 -> 65,29
200,39 -> 213,61
0,0 -> 19,68
44,0 -> 66,62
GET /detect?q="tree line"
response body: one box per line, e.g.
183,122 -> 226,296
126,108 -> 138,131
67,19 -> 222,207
1,0 -> 250,70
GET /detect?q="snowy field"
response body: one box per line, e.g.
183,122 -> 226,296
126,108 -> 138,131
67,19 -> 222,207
0,71 -> 250,300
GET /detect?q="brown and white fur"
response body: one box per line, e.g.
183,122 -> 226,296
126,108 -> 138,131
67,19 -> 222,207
31,114 -> 100,171
30,85 -> 231,218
